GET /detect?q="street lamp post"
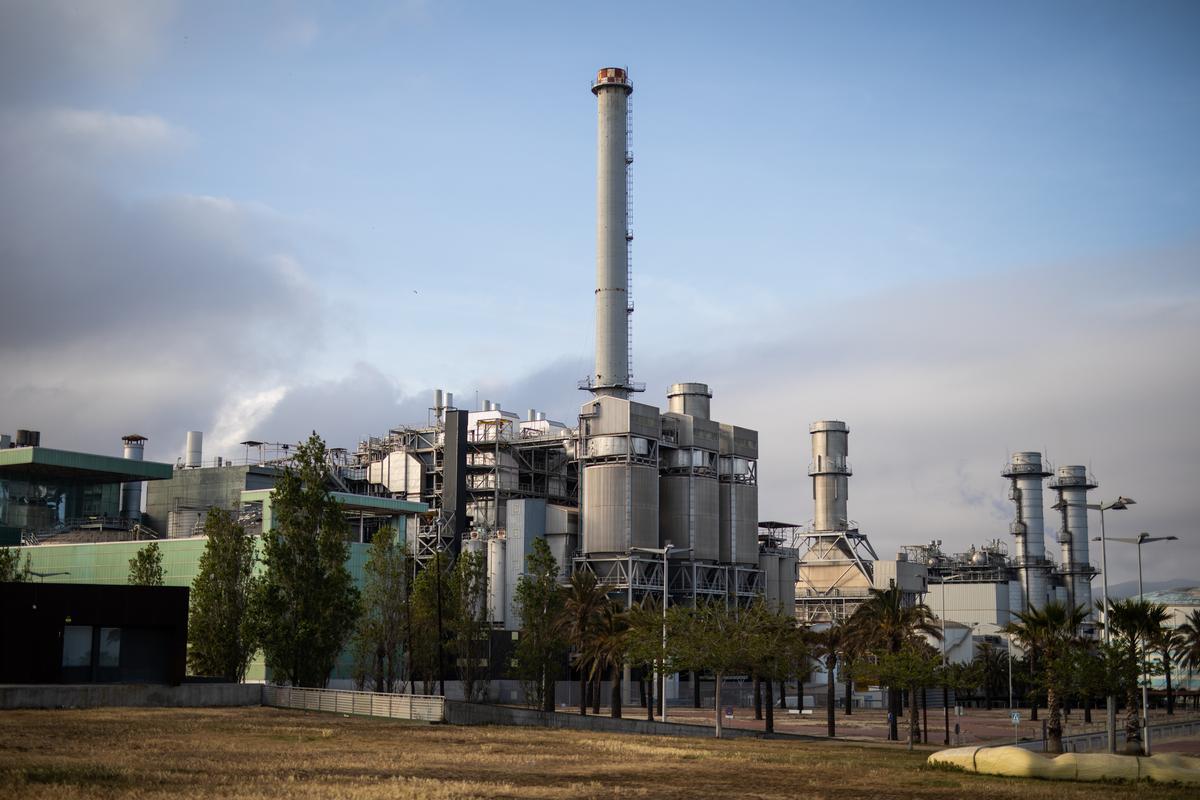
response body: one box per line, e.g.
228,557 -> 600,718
1104,531 -> 1177,755
631,543 -> 692,723
1006,630 -> 1013,710
1056,495 -> 1134,753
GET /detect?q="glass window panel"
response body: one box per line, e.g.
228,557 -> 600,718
62,625 -> 93,667
99,627 -> 121,667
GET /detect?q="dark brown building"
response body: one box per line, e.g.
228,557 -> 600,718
0,582 -> 188,685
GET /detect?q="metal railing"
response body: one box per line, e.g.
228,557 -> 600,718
262,686 -> 444,722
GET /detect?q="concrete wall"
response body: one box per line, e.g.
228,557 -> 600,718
444,700 -> 822,741
0,682 -> 262,709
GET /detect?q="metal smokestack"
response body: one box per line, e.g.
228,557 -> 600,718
1003,451 -> 1052,612
121,434 -> 146,520
1050,465 -> 1098,615
590,67 -> 634,398
185,431 -> 203,468
810,421 -> 851,531
667,382 -> 712,420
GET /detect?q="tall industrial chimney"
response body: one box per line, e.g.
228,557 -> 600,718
1003,452 -> 1052,612
121,434 -> 147,520
590,67 -> 635,398
810,421 -> 852,531
1050,465 -> 1098,615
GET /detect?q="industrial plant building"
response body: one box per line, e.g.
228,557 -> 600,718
915,453 -> 1104,656
794,421 -> 928,626
0,430 -> 173,546
2,64 -> 1137,705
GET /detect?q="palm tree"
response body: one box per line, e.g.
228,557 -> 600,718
840,630 -> 865,716
813,620 -> 849,737
1003,602 -> 1087,754
1178,610 -> 1200,710
558,570 -> 609,715
848,586 -> 941,742
973,641 -> 1006,710
1177,610 -> 1200,669
1105,598 -> 1167,754
1154,626 -> 1183,715
584,600 -> 631,719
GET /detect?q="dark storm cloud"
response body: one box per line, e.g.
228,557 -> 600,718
0,5 -> 326,465
0,1 -> 175,101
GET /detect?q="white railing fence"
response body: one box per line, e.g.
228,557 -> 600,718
262,685 -> 444,722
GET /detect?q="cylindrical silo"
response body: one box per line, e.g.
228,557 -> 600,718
660,470 -> 720,561
185,431 -> 203,468
719,481 -> 759,564
1051,465 -> 1097,614
809,421 -> 851,531
487,537 -> 507,626
718,423 -> 759,565
591,67 -> 633,398
666,383 -> 712,420
120,434 -> 146,520
581,462 -> 659,553
1002,452 -> 1051,612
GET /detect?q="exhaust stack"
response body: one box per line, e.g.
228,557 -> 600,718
121,434 -> 147,520
588,67 -> 638,398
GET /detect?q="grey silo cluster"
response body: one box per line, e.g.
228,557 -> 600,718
661,384 -> 719,561
578,69 -> 764,600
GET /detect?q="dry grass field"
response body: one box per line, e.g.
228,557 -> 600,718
0,707 -> 1193,799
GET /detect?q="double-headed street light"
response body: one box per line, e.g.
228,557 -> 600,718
630,542 -> 692,723
1053,495 -> 1134,754
1101,531 -> 1177,755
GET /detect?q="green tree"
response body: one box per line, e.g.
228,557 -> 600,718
248,432 -> 360,688
408,548 -> 450,694
866,639 -> 940,750
349,526 -> 408,693
1105,598 -> 1167,753
0,547 -> 30,582
583,600 -> 631,718
1176,610 -> 1200,692
745,602 -> 805,735
557,570 -> 609,715
512,538 -> 565,711
847,586 -> 941,741
450,547 -> 489,701
128,540 -> 165,586
813,619 -> 849,737
973,641 -> 1007,710
188,508 -> 257,681
1153,626 -> 1183,715
1003,601 -> 1087,753
671,601 -> 752,739
622,596 -> 663,721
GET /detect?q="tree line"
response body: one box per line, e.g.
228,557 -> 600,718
4,435 -> 1199,752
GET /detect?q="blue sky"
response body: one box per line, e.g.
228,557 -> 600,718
2,1 -> 1198,583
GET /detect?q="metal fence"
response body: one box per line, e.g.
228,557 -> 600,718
1015,715 -> 1200,753
262,686 -> 444,722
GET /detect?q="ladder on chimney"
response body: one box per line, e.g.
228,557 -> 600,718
625,95 -> 635,385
